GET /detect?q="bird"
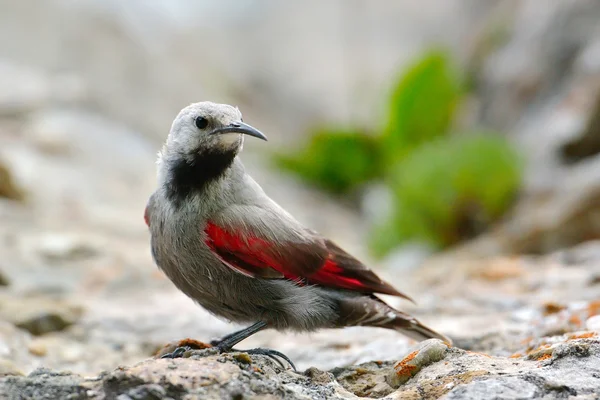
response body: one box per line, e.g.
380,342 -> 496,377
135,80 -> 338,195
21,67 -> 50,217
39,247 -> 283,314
145,101 -> 450,369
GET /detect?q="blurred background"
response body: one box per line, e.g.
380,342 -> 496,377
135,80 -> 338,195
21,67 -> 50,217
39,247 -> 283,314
1,0 -> 600,375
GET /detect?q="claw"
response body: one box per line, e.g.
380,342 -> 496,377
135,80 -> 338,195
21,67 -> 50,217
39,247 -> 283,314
160,345 -> 191,359
237,348 -> 297,371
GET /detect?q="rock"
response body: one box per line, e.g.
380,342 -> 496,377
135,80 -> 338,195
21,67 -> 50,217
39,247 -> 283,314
1,338 -> 600,399
0,368 -> 96,400
0,294 -> 83,336
0,360 -> 23,378
386,339 -> 449,387
0,161 -> 24,202
101,353 -> 350,400
561,88 -> 600,164
0,269 -> 9,286
27,339 -> 48,357
330,362 -> 393,398
16,314 -> 74,337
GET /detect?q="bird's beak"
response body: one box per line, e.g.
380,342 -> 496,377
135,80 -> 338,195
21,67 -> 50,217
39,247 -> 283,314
210,122 -> 268,141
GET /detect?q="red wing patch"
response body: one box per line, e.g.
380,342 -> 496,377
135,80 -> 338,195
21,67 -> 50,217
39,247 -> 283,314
204,222 -> 412,300
309,258 -> 368,290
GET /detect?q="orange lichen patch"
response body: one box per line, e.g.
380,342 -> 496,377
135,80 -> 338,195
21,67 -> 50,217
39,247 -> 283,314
588,300 -> 600,317
526,344 -> 553,361
569,314 -> 583,327
175,338 -> 212,350
524,344 -> 547,354
394,351 -> 419,379
536,354 -> 552,361
509,352 -> 523,359
568,332 -> 597,340
472,259 -> 525,281
527,343 -> 551,352
542,302 -> 566,316
154,338 -> 212,357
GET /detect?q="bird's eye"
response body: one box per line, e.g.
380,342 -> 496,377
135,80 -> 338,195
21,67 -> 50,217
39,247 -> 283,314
195,116 -> 209,130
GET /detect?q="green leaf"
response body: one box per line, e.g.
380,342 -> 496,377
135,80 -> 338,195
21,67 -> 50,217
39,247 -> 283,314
370,133 -> 522,256
383,50 -> 462,162
273,130 -> 381,194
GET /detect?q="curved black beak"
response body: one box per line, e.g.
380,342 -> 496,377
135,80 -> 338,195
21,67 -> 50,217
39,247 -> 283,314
210,121 -> 268,141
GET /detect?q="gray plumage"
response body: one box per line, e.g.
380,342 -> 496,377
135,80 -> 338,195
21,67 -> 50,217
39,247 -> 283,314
146,101 -> 451,349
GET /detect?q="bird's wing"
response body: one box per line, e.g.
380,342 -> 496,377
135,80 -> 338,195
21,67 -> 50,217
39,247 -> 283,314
204,206 -> 412,300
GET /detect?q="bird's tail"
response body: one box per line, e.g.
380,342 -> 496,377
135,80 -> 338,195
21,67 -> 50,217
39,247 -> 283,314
392,316 -> 453,345
339,296 -> 453,345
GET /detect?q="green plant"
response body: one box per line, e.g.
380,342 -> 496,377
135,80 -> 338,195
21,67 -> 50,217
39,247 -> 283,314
370,134 -> 522,256
274,49 -> 523,256
382,50 -> 461,163
274,130 -> 381,194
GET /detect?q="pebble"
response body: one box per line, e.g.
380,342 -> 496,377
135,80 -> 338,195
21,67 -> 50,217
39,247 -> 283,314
387,339 -> 449,387
0,268 -> 9,286
0,359 -> 24,377
0,161 -> 25,201
0,294 -> 83,336
28,339 -> 48,357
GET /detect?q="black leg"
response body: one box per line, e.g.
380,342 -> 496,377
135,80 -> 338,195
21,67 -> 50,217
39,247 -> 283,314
161,322 -> 297,370
210,321 -> 268,350
212,322 -> 296,370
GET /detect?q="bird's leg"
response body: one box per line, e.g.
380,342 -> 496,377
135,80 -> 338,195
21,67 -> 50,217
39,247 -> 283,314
162,322 -> 296,370
210,321 -> 268,349
160,323 -> 267,359
211,321 -> 297,370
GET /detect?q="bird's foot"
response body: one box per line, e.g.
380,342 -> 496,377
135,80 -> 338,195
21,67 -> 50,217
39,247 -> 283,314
156,338 -> 213,359
233,347 -> 296,371
157,340 -> 295,370
160,345 -> 192,359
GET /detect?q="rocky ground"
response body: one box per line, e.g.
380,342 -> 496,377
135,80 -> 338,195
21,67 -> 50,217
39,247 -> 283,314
1,0 -> 600,399
3,336 -> 600,399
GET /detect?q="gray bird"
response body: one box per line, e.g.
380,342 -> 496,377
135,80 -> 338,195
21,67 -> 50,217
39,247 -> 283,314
145,101 -> 450,368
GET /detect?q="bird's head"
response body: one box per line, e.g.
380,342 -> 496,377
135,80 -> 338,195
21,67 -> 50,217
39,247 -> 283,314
157,102 -> 267,190
163,101 -> 267,161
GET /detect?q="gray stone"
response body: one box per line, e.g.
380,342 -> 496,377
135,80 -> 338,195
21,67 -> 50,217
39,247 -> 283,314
0,294 -> 83,336
386,339 -> 449,387
1,340 -> 600,399
0,160 -> 24,202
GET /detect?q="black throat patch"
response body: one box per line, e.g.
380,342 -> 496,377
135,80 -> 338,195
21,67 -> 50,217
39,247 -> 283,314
165,148 -> 236,207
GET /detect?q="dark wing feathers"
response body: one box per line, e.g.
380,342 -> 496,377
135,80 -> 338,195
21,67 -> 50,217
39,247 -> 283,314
204,222 -> 413,301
